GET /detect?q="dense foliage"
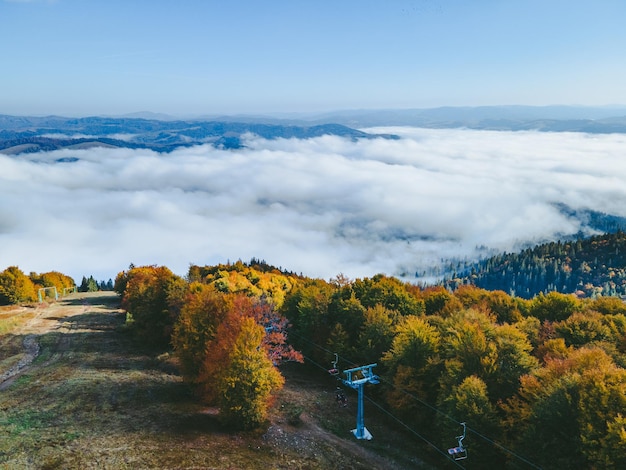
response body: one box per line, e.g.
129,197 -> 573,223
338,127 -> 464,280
281,280 -> 626,469
444,231 -> 626,299
187,259 -> 299,307
117,261 -> 301,430
0,267 -> 37,305
120,258 -> 622,462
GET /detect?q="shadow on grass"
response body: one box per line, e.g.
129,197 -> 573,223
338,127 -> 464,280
0,304 -> 227,447
55,291 -> 121,308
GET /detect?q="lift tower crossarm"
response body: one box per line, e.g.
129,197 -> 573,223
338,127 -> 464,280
342,364 -> 379,387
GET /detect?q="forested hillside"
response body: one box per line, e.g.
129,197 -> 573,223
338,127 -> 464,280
108,260 -> 626,469
281,278 -> 626,469
444,231 -> 626,299
3,255 -> 626,468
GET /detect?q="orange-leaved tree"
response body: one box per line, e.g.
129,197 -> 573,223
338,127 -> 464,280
174,292 -> 299,429
171,283 -> 232,382
193,295 -> 289,429
30,271 -> 75,294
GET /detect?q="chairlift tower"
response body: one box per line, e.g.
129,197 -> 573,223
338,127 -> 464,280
342,363 -> 379,440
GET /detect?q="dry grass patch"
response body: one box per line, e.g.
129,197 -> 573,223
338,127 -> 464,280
0,308 -> 37,335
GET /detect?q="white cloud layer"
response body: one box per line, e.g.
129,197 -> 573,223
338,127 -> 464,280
2,128 -> 626,283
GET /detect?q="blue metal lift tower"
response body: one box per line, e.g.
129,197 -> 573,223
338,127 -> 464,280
342,363 -> 379,440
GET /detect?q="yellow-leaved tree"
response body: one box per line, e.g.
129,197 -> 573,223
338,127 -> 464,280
0,266 -> 37,305
208,313 -> 284,430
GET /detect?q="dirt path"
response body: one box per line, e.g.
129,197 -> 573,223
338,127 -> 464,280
0,292 -> 116,390
0,335 -> 40,388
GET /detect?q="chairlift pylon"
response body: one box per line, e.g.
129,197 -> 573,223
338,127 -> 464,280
342,363 -> 379,440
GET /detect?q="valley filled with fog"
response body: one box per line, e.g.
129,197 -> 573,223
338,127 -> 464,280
2,127 -> 625,283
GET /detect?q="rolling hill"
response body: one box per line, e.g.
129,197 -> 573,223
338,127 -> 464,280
0,115 -> 395,154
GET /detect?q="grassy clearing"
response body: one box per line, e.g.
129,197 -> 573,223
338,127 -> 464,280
0,308 -> 39,375
0,336 -> 25,369
0,308 -> 37,335
0,294 -> 434,469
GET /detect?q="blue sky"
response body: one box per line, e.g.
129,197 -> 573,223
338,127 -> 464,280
2,0 -> 626,116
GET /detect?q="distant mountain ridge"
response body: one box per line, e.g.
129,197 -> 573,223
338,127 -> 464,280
191,105 -> 626,132
302,105 -> 626,132
4,104 -> 626,153
0,115 -> 393,154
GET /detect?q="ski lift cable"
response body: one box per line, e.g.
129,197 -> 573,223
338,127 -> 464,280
290,330 -> 458,422
374,375 -> 542,469
288,330 -> 359,367
363,395 -> 467,468
300,352 -> 337,375
299,352 -> 464,467
463,427 -> 542,470
376,374 -> 460,425
290,330 -> 542,469
290,330 -> 457,419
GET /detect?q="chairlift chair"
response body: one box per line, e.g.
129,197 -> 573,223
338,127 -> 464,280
448,445 -> 467,461
328,353 -> 340,376
447,422 -> 468,461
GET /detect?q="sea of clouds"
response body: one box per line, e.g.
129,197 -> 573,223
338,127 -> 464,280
1,127 -> 626,283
